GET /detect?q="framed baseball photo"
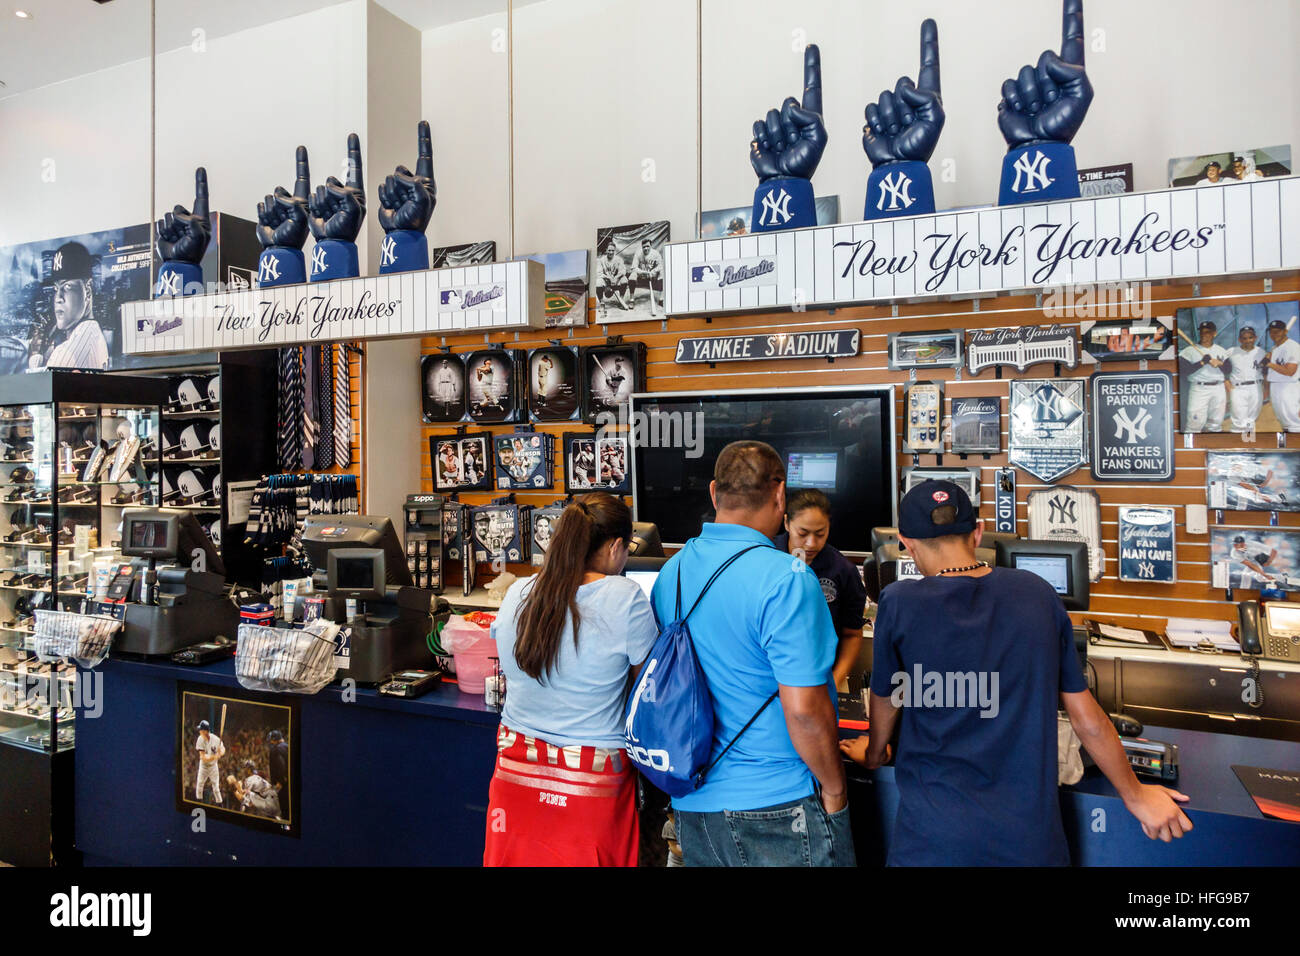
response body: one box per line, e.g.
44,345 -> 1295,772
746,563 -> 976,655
594,221 -> 669,323
429,240 -> 496,268
1176,301 -> 1300,434
582,342 -> 646,423
949,396 -> 1001,454
465,349 -> 523,424
887,329 -> 963,371
1211,526 -> 1300,592
421,353 -> 467,424
515,250 -> 590,328
527,345 -> 580,422
1207,450 -> 1300,513
176,683 -> 299,836
563,432 -> 630,494
430,433 -> 493,492
529,503 -> 565,566
471,504 -> 524,564
493,431 -> 553,491
1079,318 -> 1173,364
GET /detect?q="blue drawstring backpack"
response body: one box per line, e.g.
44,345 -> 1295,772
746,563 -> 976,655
623,544 -> 778,796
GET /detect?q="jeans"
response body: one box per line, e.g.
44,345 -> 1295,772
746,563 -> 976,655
674,794 -> 856,867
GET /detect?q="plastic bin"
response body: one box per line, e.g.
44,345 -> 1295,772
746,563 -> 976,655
440,615 -> 498,694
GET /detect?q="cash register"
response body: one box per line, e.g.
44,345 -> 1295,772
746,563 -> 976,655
111,508 -> 239,656
302,515 -> 438,683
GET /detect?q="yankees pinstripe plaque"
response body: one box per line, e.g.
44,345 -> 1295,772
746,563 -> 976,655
967,324 -> 1078,374
1089,370 -> 1173,482
1118,507 -> 1176,583
1027,486 -> 1104,583
1008,379 -> 1087,483
663,177 -> 1300,316
673,329 -> 859,364
120,259 -> 546,355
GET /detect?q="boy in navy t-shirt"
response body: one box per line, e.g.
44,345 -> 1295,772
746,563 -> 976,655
841,480 -> 1192,865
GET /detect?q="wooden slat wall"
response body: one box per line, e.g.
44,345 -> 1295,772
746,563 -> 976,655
420,273 -> 1300,630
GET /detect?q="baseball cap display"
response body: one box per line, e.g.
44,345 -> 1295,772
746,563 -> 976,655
899,479 -> 977,539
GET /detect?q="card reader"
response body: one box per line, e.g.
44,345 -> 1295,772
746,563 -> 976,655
1122,737 -> 1179,782
379,669 -> 443,698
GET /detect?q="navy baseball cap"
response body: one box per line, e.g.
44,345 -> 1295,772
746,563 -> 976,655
1268,319 -> 1287,331
899,480 -> 977,539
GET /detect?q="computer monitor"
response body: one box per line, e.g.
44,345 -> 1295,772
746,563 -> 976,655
327,548 -> 388,601
786,450 -> 840,492
629,522 -> 663,557
121,507 -> 225,575
625,555 -> 669,572
302,515 -> 412,587
624,569 -> 659,600
995,539 -> 1090,611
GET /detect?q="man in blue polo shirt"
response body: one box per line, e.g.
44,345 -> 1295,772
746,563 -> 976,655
649,441 -> 852,867
842,480 -> 1192,864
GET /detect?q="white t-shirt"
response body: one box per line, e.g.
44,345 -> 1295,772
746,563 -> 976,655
1267,338 -> 1300,383
1180,344 -> 1228,383
1226,346 -> 1265,385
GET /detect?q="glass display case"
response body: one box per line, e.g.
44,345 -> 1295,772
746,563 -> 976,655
0,371 -> 166,754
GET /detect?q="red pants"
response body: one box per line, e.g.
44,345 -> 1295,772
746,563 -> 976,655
484,724 -> 639,867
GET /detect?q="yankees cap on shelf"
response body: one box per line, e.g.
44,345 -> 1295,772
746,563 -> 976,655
899,479 -> 977,539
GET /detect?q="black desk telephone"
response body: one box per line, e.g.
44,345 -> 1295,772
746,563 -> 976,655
1237,601 -> 1300,662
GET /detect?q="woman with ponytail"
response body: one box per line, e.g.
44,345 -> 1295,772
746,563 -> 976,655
484,491 -> 658,866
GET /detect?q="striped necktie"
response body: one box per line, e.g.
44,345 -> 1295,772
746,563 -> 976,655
334,345 -> 352,467
277,348 -> 302,472
301,346 -> 318,471
316,345 -> 335,470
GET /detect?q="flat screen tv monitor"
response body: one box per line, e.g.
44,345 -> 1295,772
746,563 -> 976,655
630,386 -> 896,555
996,539 -> 1090,612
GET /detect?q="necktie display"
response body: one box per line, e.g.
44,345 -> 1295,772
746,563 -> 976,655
301,346 -> 318,471
277,348 -> 302,472
334,345 -> 352,467
316,344 -> 335,470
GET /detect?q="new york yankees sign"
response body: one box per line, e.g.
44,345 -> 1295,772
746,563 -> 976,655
1089,370 -> 1173,481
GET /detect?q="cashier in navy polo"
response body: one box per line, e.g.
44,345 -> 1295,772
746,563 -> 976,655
1178,320 -> 1228,432
31,242 -> 110,372
773,489 -> 866,686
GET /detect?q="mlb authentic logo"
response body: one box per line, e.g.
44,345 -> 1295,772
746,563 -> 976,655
690,257 -> 777,290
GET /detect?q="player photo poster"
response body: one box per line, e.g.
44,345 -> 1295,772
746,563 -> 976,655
1211,527 -> 1300,593
697,196 -> 840,238
1027,486 -> 1104,583
429,241 -> 497,268
1167,145 -> 1292,188
471,505 -> 524,563
431,433 -> 493,492
582,343 -> 645,423
1207,450 -> 1300,513
528,346 -> 580,421
465,349 -> 522,423
564,432 -> 630,494
1177,301 -> 1300,434
1008,379 -> 1088,483
1118,507 -> 1177,584
494,432 -> 552,490
516,249 -> 590,328
421,353 -> 466,423
594,221 -> 669,322
176,683 -> 299,836
1089,370 -> 1173,482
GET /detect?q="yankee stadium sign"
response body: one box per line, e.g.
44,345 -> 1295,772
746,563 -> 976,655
663,177 -> 1300,315
675,329 -> 859,364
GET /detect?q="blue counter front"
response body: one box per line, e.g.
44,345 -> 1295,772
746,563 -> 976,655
75,657 -> 500,866
75,657 -> 1299,866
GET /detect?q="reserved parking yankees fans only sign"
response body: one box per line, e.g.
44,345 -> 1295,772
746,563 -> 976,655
1089,370 -> 1174,481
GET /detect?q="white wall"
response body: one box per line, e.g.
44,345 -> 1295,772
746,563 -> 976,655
421,0 -> 1300,254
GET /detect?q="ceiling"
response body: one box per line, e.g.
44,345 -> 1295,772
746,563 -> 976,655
0,0 -> 536,98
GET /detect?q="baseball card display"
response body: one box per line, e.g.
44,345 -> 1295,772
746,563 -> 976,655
887,330 -> 963,371
1008,379 -> 1088,483
516,250 -> 590,328
430,433 -> 492,492
527,345 -> 580,422
1207,450 -> 1300,513
442,498 -> 466,563
493,431 -> 554,490
421,353 -> 467,424
1079,318 -> 1174,364
1118,507 -> 1176,583
594,220 -> 669,322
176,684 -> 298,836
903,382 -> 943,454
1167,145 -> 1292,188
901,466 -> 981,508
1211,527 -> 1300,593
471,503 -> 525,564
949,396 -> 1001,454
429,240 -> 496,268
529,503 -> 565,566
582,342 -> 645,423
1089,370 -> 1173,482
464,348 -> 524,424
563,432 -> 630,494
1177,302 -> 1300,434
1027,486 -> 1104,583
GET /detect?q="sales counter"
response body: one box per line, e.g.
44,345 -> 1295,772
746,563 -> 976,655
73,655 -> 1298,867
